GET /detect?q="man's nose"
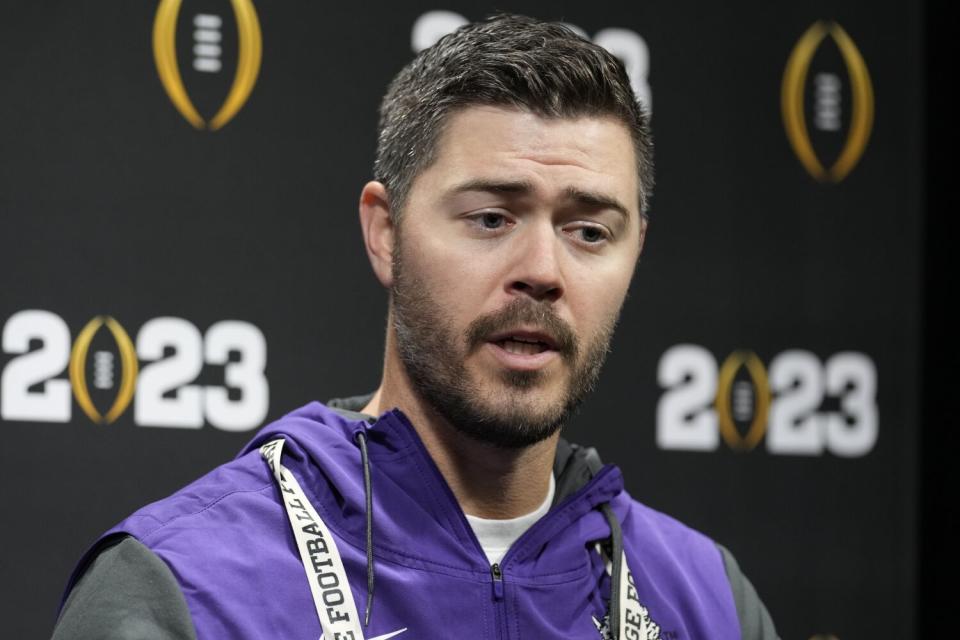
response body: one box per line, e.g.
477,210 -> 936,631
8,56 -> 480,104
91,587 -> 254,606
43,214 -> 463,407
506,222 -> 564,303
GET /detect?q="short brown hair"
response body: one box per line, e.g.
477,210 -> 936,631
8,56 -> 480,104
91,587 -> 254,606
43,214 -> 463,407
374,13 -> 654,221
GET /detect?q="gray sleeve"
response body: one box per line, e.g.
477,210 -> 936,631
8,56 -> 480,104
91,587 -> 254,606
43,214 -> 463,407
716,543 -> 779,640
52,536 -> 197,640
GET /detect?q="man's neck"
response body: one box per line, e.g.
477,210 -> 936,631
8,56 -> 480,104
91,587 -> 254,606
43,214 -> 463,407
363,337 -> 557,520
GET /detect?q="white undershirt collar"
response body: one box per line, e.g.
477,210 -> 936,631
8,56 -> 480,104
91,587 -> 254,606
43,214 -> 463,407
464,475 -> 556,565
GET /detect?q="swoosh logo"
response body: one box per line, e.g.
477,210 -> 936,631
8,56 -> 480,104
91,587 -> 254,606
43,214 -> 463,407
320,629 -> 407,640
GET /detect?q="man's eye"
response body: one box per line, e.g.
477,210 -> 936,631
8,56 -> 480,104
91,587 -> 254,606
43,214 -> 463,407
477,212 -> 506,229
573,225 -> 610,244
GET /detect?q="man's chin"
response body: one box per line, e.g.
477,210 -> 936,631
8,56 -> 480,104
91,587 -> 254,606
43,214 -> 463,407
448,389 -> 570,449
497,368 -> 545,390
480,369 -> 567,406
450,409 -> 565,449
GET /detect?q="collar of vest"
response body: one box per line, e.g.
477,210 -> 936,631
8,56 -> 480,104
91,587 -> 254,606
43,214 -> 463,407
239,401 -> 625,572
323,392 -> 617,508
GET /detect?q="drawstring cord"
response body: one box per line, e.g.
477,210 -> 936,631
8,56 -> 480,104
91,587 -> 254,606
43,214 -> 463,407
355,431 -> 376,627
600,503 -> 624,640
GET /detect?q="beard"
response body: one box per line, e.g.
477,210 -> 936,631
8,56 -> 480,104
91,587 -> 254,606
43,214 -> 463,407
391,233 -> 619,449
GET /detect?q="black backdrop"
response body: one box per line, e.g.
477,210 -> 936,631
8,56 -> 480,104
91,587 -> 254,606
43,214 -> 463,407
0,2 -> 924,638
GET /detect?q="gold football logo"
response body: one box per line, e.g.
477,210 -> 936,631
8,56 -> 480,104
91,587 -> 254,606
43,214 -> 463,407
782,21 -> 874,182
715,350 -> 770,451
153,0 -> 262,130
68,316 -> 138,424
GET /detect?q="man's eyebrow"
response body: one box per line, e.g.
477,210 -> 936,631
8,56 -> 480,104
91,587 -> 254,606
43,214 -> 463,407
447,179 -> 632,227
449,178 -> 537,196
562,186 -> 630,222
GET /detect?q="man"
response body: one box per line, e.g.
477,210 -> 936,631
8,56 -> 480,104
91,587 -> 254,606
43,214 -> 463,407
53,14 -> 777,640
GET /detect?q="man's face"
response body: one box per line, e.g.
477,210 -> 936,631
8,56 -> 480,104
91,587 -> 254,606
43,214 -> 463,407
391,105 -> 644,448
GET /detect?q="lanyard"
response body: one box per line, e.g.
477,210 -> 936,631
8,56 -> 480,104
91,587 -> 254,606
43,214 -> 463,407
614,551 -> 659,639
260,439 -> 366,640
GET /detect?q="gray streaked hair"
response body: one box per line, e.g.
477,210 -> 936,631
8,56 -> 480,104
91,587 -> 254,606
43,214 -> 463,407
374,13 -> 654,221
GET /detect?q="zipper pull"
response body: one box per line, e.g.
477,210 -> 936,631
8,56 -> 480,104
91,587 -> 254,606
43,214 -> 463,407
491,563 -> 504,600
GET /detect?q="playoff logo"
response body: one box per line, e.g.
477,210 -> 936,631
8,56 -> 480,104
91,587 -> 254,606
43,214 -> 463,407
782,21 -> 874,182
153,0 -> 262,130
657,345 -> 877,457
0,310 -> 268,431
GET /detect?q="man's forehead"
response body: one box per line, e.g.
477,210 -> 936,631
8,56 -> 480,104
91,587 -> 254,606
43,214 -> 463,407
423,105 -> 640,207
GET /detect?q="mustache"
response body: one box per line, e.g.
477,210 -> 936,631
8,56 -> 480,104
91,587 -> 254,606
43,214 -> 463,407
465,298 -> 578,360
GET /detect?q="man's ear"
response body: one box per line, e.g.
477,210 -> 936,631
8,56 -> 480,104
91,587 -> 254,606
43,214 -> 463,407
359,181 -> 395,288
637,214 -> 649,255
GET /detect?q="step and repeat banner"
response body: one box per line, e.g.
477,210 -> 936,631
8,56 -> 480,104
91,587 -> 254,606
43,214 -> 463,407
0,1 -> 920,638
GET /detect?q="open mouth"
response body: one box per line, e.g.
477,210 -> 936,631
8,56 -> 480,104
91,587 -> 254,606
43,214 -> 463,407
486,328 -> 560,358
495,336 -> 552,356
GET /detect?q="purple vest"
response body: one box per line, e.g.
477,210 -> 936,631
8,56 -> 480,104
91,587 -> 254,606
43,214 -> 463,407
68,402 -> 740,639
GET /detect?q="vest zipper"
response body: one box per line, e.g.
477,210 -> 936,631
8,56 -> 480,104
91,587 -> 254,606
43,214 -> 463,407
482,468 -> 619,638
491,563 -> 504,599
491,562 -> 508,638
